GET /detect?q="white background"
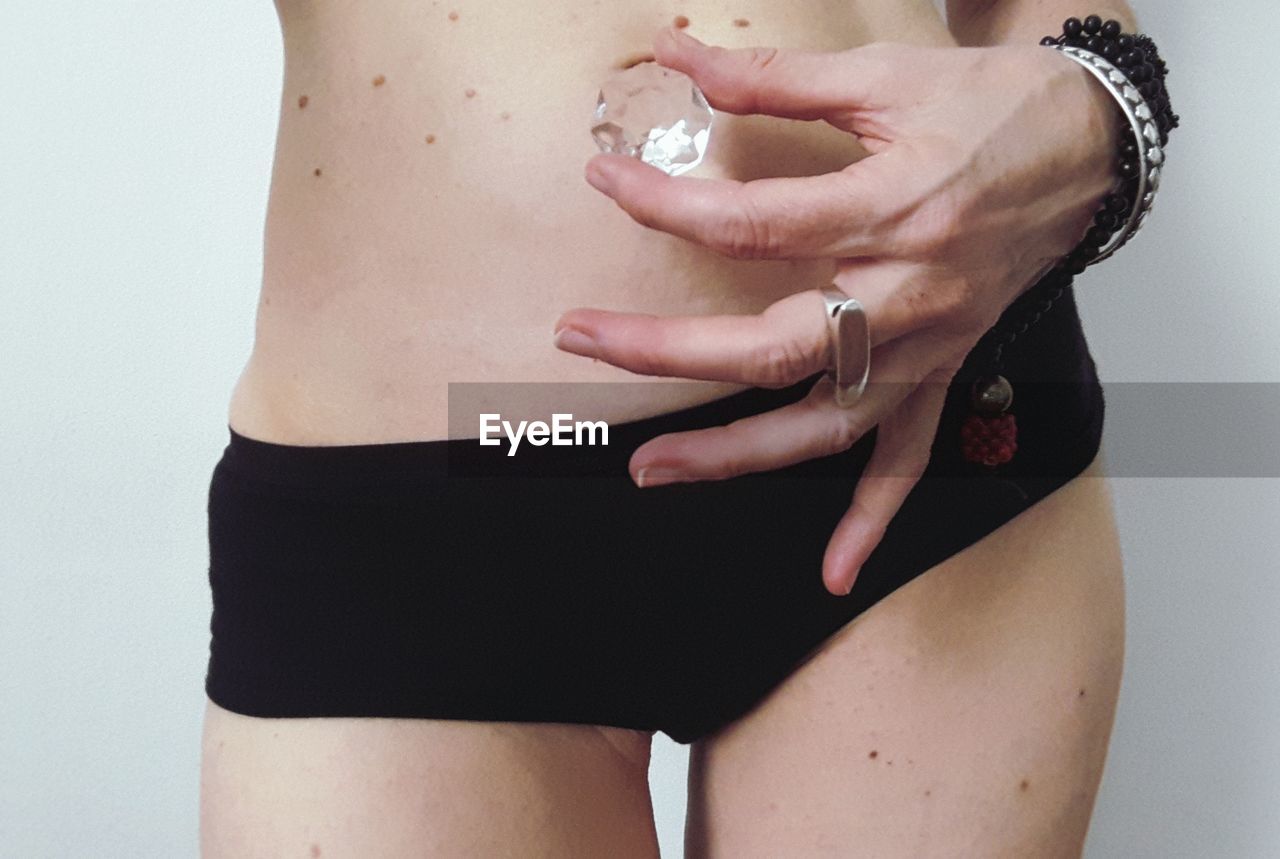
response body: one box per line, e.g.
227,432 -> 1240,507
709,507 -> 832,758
2,2 -> 1277,856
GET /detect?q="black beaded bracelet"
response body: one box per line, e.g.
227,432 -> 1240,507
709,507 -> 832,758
958,15 -> 1178,469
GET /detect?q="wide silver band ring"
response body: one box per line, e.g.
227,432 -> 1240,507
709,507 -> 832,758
820,285 -> 871,408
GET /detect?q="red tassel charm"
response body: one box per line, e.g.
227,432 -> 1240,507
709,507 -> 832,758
961,374 -> 1017,467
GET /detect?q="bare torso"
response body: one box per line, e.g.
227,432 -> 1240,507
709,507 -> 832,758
205,9 -> 1128,854
230,0 -> 956,443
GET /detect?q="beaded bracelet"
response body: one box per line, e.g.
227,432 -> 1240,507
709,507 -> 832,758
1052,45 -> 1162,264
958,15 -> 1178,469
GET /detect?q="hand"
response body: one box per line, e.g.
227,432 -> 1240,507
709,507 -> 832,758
555,26 -> 1120,596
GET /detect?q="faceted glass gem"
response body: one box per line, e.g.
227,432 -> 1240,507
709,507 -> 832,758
591,62 -> 713,176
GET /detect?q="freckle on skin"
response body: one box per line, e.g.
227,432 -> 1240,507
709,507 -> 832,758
1020,779 -> 1031,792
425,134 -> 436,143
313,167 -> 322,176
373,74 -> 386,87
924,789 -> 932,796
448,10 -> 458,20
310,844 -> 321,858
465,88 -> 477,98
297,94 -> 309,109
733,18 -> 750,27
674,14 -> 690,28
868,750 -> 877,759
1079,687 -> 1086,697
500,111 -> 511,121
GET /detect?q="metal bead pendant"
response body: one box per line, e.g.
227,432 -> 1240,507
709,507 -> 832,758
961,374 -> 1018,467
970,374 -> 1014,414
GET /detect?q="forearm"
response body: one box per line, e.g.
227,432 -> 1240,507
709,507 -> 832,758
946,0 -> 1138,46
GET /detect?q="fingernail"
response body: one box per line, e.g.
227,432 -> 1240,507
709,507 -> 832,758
554,326 -> 596,355
635,467 -> 685,488
842,571 -> 859,595
665,26 -> 702,47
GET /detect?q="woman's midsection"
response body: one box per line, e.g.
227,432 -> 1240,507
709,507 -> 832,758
231,0 -> 953,443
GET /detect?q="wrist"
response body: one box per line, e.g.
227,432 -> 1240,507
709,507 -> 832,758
1040,16 -> 1178,266
1045,47 -> 1125,202
949,3 -> 1137,47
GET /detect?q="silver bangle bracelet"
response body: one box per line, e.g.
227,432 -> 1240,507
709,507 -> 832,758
1049,44 -> 1164,265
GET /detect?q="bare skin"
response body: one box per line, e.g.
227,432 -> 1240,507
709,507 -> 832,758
682,453 -> 1123,858
205,0 -> 1128,855
201,452 -> 1122,857
229,1 -> 955,444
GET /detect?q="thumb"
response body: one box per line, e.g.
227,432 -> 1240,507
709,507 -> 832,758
653,25 -> 887,120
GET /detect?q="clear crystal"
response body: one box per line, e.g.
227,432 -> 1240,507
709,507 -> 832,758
591,62 -> 713,177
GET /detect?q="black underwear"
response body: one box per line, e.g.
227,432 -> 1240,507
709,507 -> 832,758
204,289 -> 1104,744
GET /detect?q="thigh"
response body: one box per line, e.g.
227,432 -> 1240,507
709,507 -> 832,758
685,452 -> 1125,859
200,701 -> 659,858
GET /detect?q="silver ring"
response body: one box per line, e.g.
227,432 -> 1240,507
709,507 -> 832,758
820,285 -> 870,408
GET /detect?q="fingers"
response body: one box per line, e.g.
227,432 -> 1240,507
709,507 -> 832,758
821,366 -> 954,596
831,257 -> 977,346
555,260 -> 963,386
556,289 -> 895,388
585,28 -> 910,261
555,290 -> 828,386
625,333 -> 938,483
585,151 -> 898,260
653,26 -> 887,120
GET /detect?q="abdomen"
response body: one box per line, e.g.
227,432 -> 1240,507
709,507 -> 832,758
232,0 -> 952,443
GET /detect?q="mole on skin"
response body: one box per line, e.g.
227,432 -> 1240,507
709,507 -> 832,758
448,10 -> 459,20
1019,778 -> 1031,792
868,750 -> 878,759
733,17 -> 750,27
465,87 -> 477,98
674,14 -> 690,28
313,167 -> 322,176
373,74 -> 387,87
426,134 -> 437,144
310,844 -> 322,857
297,94 -> 309,109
